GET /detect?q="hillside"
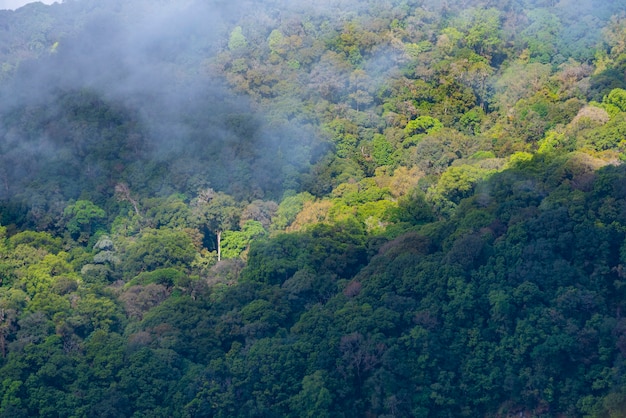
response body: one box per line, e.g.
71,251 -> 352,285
1,0 -> 626,416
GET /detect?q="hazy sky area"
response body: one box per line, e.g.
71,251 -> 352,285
0,0 -> 55,10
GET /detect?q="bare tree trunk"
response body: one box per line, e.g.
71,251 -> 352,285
217,230 -> 222,262
115,183 -> 141,217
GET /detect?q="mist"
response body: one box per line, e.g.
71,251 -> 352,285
0,0 -> 55,10
0,0 -> 624,226
0,0 -> 318,214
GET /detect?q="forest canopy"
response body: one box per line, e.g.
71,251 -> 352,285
1,0 -> 626,416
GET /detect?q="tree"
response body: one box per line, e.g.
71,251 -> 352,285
123,228 -> 196,277
404,115 -> 443,137
520,9 -> 561,63
456,8 -> 503,60
228,26 -> 248,51
428,164 -> 497,217
289,371 -> 333,417
271,192 -> 315,231
371,134 -> 395,166
348,69 -> 373,111
63,200 -> 106,243
240,200 -> 278,230
493,62 -> 552,112
114,183 -> 141,218
221,220 -> 267,260
192,189 -> 241,261
604,88 -> 626,113
268,29 -> 286,57
603,14 -> 626,59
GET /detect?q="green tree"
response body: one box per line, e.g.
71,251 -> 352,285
404,116 -> 443,137
289,370 -> 333,417
228,26 -> 248,51
123,228 -> 196,278
221,220 -> 267,260
63,200 -> 106,244
271,192 -> 315,231
604,88 -> 626,113
348,69 -> 373,111
371,134 -> 395,166
428,164 -> 497,217
192,189 -> 241,261
520,9 -> 561,63
457,8 -> 503,59
268,29 -> 286,57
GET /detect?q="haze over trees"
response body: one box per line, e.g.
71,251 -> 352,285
1,0 -> 626,416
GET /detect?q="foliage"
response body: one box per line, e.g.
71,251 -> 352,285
122,228 -> 196,278
0,0 -> 626,417
221,220 -> 267,259
63,200 -> 106,243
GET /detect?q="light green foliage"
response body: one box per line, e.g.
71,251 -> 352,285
27,292 -> 71,319
8,231 -> 62,254
331,178 -> 391,206
271,192 -> 314,231
404,40 -> 433,60
506,151 -> 534,168
456,8 -> 502,58
228,26 -> 248,51
538,130 -> 568,153
73,292 -> 124,333
190,248 -> 218,275
438,27 -> 463,54
357,200 -> 396,232
327,178 -> 395,230
577,113 -> 626,151
221,220 -> 268,259
3,244 -> 48,279
428,164 -> 497,216
268,29 -> 286,55
324,118 -> 359,158
371,134 -> 395,166
404,115 -> 443,137
469,150 -> 496,160
20,252 -> 77,297
63,200 -> 106,242
603,88 -> 626,113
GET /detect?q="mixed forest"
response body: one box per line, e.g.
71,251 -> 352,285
2,0 -> 626,416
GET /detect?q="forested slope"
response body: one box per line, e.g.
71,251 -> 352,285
1,0 -> 626,416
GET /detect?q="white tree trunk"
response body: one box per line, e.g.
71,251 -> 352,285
217,230 -> 222,262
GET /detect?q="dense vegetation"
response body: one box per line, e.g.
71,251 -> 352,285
2,0 -> 626,416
